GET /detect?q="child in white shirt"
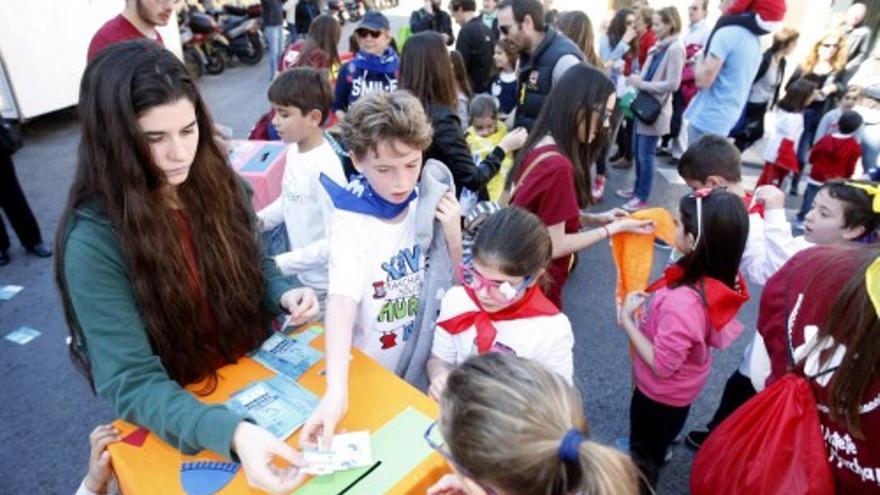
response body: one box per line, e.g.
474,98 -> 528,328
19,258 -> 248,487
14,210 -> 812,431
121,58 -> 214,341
257,68 -> 346,303
428,207 -> 575,399
300,91 -> 462,447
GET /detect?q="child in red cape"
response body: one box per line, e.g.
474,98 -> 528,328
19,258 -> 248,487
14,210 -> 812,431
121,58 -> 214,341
428,207 -> 574,400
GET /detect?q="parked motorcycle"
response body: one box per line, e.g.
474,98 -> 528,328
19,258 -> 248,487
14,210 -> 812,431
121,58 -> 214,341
179,25 -> 204,78
188,11 -> 226,75
212,8 -> 264,65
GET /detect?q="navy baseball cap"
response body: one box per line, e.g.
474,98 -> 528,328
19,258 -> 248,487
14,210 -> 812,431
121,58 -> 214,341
358,11 -> 390,31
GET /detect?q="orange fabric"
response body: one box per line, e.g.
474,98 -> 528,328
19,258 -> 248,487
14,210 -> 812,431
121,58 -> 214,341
610,208 -> 676,305
108,326 -> 448,495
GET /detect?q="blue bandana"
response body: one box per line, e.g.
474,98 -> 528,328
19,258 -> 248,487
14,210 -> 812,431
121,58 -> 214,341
352,48 -> 399,74
320,173 -> 417,219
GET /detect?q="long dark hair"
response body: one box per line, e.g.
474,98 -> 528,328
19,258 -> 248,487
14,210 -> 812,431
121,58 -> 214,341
505,64 -> 614,207
399,32 -> 458,109
56,41 -> 268,393
675,190 -> 749,289
298,14 -> 341,69
607,8 -> 637,59
449,50 -> 473,99
819,248 -> 880,437
558,11 -> 602,68
778,77 -> 816,113
473,207 -> 552,281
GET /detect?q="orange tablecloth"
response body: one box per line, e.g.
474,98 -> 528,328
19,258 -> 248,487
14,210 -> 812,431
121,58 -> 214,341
108,326 -> 448,494
228,140 -> 287,211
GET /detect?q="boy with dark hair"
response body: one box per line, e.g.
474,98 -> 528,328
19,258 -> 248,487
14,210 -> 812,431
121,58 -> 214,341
794,110 -> 864,229
257,67 -> 346,306
676,134 -> 744,193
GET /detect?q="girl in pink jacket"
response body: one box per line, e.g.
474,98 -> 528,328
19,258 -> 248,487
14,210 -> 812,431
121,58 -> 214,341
619,189 -> 750,490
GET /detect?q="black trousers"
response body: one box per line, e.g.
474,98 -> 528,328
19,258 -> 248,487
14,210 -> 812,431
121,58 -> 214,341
706,369 -> 757,431
630,387 -> 690,492
597,105 -> 626,176
732,101 -> 769,152
616,116 -> 634,161
661,89 -> 684,148
0,151 -> 43,252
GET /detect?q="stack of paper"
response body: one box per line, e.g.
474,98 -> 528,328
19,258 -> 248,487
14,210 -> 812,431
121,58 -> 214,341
226,375 -> 318,440
252,332 -> 322,380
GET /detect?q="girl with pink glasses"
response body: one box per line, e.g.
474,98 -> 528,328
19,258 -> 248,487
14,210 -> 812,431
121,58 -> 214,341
426,207 -> 574,400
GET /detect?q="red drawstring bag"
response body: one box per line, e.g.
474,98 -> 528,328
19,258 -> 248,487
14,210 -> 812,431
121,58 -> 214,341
690,373 -> 835,495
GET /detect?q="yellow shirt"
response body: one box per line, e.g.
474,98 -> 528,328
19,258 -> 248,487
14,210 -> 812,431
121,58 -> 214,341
465,121 -> 512,201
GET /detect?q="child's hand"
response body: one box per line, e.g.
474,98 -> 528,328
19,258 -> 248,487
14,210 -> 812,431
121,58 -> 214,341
499,127 -> 528,154
280,288 -> 319,326
627,75 -> 643,88
621,291 -> 648,322
436,191 -> 462,239
233,422 -> 307,494
598,208 -> 629,224
427,474 -> 467,495
754,185 -> 785,210
623,25 -> 637,43
428,370 -> 450,401
84,424 -> 121,494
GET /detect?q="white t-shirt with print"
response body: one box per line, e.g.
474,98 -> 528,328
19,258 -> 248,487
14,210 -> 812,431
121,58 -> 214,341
431,286 -> 575,383
257,139 -> 345,289
327,200 -> 424,371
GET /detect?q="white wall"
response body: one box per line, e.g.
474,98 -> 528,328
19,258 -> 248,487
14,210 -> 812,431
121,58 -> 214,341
0,0 -> 180,119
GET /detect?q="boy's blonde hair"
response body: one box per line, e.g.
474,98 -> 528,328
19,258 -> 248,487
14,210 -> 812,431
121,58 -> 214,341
440,354 -> 641,495
339,90 -> 433,160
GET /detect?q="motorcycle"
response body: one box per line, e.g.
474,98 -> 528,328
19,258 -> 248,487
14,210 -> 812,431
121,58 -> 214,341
188,11 -> 227,75
212,7 -> 264,65
326,0 -> 350,26
179,25 -> 204,78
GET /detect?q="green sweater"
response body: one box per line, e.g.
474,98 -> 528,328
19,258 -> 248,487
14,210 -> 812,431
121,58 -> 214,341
59,197 -> 292,459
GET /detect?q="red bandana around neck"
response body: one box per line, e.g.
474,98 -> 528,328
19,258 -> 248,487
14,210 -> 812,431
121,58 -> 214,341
437,284 -> 560,354
645,264 -> 749,331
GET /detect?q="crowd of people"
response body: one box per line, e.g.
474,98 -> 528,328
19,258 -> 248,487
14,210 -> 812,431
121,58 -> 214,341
35,0 -> 880,494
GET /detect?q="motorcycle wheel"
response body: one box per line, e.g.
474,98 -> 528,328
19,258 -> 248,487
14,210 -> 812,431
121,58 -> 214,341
237,32 -> 264,65
183,48 -> 204,79
204,45 -> 226,75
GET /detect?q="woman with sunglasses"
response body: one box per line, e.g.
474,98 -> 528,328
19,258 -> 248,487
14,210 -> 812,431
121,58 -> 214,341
619,189 -> 749,490
425,353 -> 640,495
427,207 -> 573,400
332,11 -> 398,120
503,64 -> 653,309
786,29 -> 848,195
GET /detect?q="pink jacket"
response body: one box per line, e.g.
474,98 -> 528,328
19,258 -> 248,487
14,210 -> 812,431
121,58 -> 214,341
633,285 -> 743,407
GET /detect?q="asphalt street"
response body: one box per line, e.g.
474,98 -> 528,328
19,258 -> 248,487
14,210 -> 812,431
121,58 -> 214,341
0,4 -> 791,493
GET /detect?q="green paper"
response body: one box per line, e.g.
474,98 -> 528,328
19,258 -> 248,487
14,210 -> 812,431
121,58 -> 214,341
293,407 -> 436,495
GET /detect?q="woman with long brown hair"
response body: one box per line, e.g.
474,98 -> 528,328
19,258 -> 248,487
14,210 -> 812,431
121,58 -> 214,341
399,31 -> 527,203
502,64 -> 652,308
282,14 -> 343,83
557,10 -> 602,68
56,41 -> 318,494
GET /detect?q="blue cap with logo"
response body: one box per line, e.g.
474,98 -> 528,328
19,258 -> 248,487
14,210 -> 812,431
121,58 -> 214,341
358,11 -> 390,31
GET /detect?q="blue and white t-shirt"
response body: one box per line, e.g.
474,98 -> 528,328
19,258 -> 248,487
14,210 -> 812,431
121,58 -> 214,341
684,26 -> 761,136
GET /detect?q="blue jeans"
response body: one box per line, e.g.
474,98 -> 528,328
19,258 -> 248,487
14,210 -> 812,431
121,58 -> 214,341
796,183 -> 820,221
862,123 -> 880,173
633,133 -> 659,202
797,107 -> 822,170
265,25 -> 285,80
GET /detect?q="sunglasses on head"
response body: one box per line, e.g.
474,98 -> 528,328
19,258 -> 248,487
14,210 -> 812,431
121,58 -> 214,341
425,421 -> 498,495
357,29 -> 383,38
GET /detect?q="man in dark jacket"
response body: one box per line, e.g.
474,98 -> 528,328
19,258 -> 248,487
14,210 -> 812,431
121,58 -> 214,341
410,0 -> 455,46
451,0 -> 495,94
497,0 -> 583,130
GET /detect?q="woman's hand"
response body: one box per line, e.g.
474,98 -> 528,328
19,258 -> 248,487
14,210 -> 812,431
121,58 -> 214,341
299,389 -> 348,449
233,422 -> 307,495
627,74 -> 643,88
280,288 -> 319,326
84,424 -> 121,494
623,25 -> 637,43
499,127 -> 528,154
608,218 -> 654,236
427,474 -> 468,495
621,291 -> 648,323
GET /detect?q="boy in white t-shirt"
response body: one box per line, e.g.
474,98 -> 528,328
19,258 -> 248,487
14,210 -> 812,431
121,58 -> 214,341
300,91 -> 462,447
257,68 -> 346,304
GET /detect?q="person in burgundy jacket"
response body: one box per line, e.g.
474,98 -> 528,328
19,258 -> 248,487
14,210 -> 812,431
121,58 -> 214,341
758,245 -> 880,494
88,0 -> 175,62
